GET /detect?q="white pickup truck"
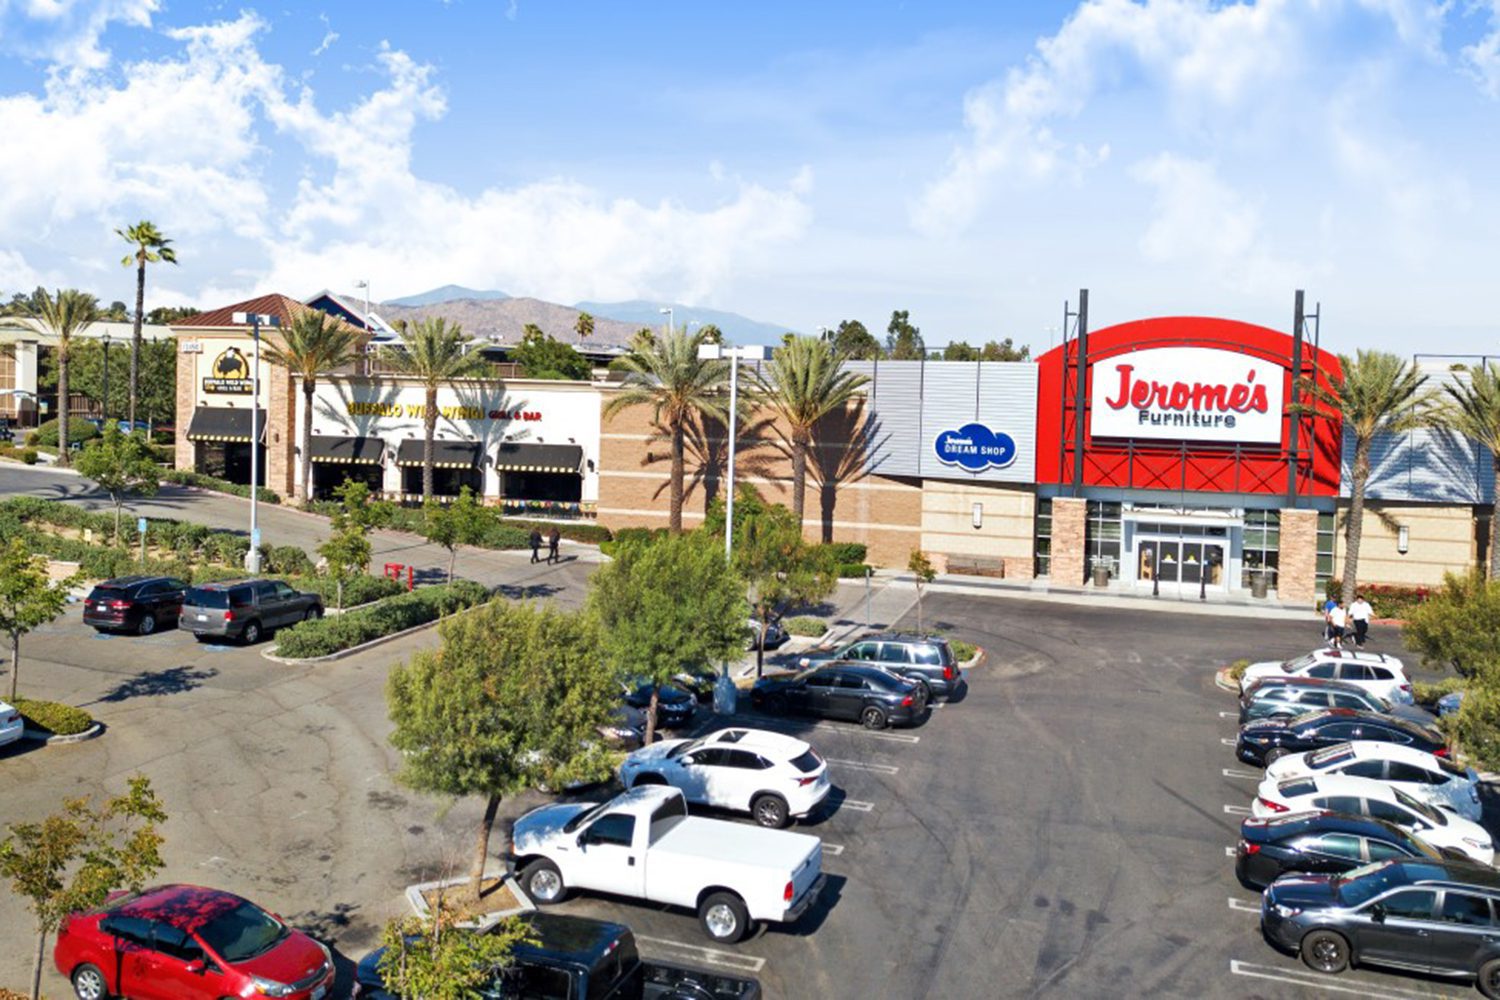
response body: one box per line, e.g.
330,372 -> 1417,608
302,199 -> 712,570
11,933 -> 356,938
509,785 -> 826,944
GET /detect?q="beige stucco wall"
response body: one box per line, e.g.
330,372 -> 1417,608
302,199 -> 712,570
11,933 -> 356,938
1334,501 -> 1477,587
920,479 -> 1036,578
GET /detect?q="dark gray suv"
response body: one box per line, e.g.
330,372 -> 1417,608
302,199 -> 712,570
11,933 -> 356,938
797,631 -> 962,701
1262,858 -> 1500,996
180,579 -> 323,645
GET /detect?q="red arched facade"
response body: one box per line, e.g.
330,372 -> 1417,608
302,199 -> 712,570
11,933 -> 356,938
1035,316 -> 1343,497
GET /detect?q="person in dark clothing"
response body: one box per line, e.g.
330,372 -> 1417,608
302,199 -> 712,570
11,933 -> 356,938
547,527 -> 561,564
529,528 -> 542,563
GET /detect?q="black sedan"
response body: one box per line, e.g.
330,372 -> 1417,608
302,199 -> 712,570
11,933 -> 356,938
1236,709 -> 1448,767
750,664 -> 925,730
622,682 -> 697,729
1236,809 -> 1455,889
82,575 -> 189,635
1239,676 -> 1437,727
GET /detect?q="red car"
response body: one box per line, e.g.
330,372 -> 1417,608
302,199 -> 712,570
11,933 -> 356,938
54,884 -> 334,1000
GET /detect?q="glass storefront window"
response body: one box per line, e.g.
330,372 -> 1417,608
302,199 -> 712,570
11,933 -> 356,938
1034,497 -> 1052,578
1242,509 -> 1281,589
1086,501 -> 1122,580
1317,511 -> 1337,591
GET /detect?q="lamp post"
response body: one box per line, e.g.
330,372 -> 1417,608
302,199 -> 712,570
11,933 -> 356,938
232,311 -> 279,573
354,279 -> 370,329
100,332 -> 111,424
659,307 -> 674,338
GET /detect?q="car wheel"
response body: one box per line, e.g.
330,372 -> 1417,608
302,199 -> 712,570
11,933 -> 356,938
136,613 -> 156,636
70,964 -> 109,1000
304,607 -> 323,622
698,890 -> 750,943
764,694 -> 789,715
751,793 -> 790,829
913,680 -> 932,704
240,620 -> 262,645
519,860 -> 566,905
1478,957 -> 1500,999
1300,930 -> 1350,974
631,772 -> 666,787
1263,747 -> 1288,765
861,706 -> 889,730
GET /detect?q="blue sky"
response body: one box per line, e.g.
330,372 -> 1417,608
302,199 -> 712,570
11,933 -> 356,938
1,0 -> 1498,353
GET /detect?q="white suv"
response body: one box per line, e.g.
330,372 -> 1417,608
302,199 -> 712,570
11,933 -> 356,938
618,727 -> 830,828
1240,649 -> 1411,704
1265,741 -> 1483,821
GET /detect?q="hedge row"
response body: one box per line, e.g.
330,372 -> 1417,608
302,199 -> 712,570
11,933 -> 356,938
783,615 -> 828,637
1323,580 -> 1430,619
27,417 -> 99,448
308,499 -> 611,548
161,469 -> 281,504
0,442 -> 40,464
14,697 -> 94,735
273,580 -> 491,659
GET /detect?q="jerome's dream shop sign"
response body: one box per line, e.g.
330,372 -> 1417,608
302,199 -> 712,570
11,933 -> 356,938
1089,346 -> 1284,444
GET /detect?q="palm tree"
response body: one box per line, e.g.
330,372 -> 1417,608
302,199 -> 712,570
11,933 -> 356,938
1438,363 -> 1500,578
262,310 -> 361,503
604,328 -> 730,532
381,317 -> 488,500
574,310 -> 594,342
1297,350 -> 1434,601
35,289 -> 100,467
752,335 -> 870,526
116,221 -> 178,428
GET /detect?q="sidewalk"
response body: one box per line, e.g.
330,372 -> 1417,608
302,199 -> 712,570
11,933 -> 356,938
920,570 -> 1317,620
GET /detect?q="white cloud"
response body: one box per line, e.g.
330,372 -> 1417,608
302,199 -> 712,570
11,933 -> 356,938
1463,1 -> 1500,97
2,0 -> 160,74
311,14 -> 338,57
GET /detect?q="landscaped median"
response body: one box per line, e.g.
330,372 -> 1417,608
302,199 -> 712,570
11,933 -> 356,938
13,696 -> 100,743
269,579 -> 491,661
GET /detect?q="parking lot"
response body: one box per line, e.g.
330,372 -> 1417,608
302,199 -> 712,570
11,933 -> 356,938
0,587 -> 1481,998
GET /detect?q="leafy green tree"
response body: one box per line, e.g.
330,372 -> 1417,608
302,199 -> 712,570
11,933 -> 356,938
262,310 -> 361,502
603,328 -> 729,532
146,305 -> 197,325
1403,570 -> 1500,679
908,549 -> 936,633
51,339 -> 177,428
34,289 -> 100,467
0,775 -> 166,1000
117,222 -> 178,428
0,539 -> 75,701
981,338 -> 1030,362
1437,363 -> 1500,578
423,487 -> 490,583
751,335 -> 869,525
74,425 -> 160,542
705,486 -> 835,677
511,332 -> 592,380
377,912 -> 533,1000
573,311 -> 594,342
319,516 -> 372,612
696,323 -> 724,345
832,319 -> 881,360
588,530 -> 746,740
382,317 -> 489,501
387,602 -> 617,898
941,341 -> 979,361
1296,350 -> 1434,601
885,310 -> 924,360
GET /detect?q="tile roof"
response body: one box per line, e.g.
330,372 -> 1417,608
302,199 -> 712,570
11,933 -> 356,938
172,293 -> 357,332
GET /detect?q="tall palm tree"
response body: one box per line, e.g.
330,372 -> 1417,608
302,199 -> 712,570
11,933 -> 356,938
262,310 -> 361,503
1438,362 -> 1500,578
381,317 -> 488,500
604,328 -> 729,532
574,310 -> 594,342
1297,350 -> 1434,601
751,335 -> 870,526
35,289 -> 99,468
116,221 -> 178,427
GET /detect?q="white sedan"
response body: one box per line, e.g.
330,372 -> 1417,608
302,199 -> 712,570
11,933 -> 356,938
618,727 -> 830,828
1266,741 -> 1483,821
1252,772 -> 1494,864
1240,649 -> 1412,704
0,701 -> 23,748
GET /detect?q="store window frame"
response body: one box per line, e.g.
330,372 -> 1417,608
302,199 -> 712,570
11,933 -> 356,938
1317,511 -> 1337,593
1034,497 -> 1052,578
1085,500 -> 1123,581
1242,509 -> 1281,589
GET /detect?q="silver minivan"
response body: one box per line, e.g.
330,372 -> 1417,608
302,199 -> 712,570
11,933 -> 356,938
179,579 -> 323,644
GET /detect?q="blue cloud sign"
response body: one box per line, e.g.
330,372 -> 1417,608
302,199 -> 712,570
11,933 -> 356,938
933,423 -> 1018,472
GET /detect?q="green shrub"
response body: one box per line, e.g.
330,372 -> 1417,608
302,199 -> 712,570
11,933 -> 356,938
1413,677 -> 1468,708
202,532 -> 249,566
13,697 -> 94,735
1324,579 -> 1431,619
1451,683 -> 1500,772
1228,658 -> 1252,682
501,518 -> 612,545
296,573 -> 405,606
274,580 -> 490,658
161,469 -> 280,504
28,418 -> 99,448
783,615 -> 828,638
950,640 -> 978,663
20,448 -> 38,465
819,542 -> 868,564
838,562 -> 872,579
264,544 -> 313,576
1403,571 -> 1500,678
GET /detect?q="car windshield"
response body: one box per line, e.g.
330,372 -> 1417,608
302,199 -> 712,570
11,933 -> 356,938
1306,744 -> 1357,770
563,802 -> 611,834
666,739 -> 704,759
195,899 -> 288,963
1334,862 -> 1404,906
184,588 -> 228,609
1392,787 -> 1445,826
1282,653 -> 1319,673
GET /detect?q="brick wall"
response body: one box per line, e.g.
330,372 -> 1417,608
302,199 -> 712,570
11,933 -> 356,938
264,367 -> 296,497
920,480 -> 1036,580
1336,501 -> 1477,587
1049,497 -> 1087,586
1278,507 -> 1318,606
174,342 -> 195,471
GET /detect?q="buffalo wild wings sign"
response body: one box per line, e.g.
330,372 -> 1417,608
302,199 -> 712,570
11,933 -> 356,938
202,346 -> 254,395
1089,347 -> 1284,444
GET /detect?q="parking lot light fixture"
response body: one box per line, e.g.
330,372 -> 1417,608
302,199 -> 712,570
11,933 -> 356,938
230,310 -> 279,573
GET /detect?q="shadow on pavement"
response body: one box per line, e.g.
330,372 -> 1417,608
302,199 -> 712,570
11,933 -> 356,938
287,901 -> 374,999
87,665 -> 220,705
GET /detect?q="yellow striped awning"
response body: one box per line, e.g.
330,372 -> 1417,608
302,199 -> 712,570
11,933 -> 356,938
494,442 -> 583,475
394,439 -> 482,469
310,435 -> 385,465
185,407 -> 264,443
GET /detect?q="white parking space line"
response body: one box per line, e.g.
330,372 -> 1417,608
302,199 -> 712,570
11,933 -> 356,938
930,701 -> 946,709
826,758 -> 899,775
1223,804 -> 1251,816
834,798 -> 875,812
1229,959 -> 1456,998
1220,737 -> 1237,747
1226,896 -> 1260,913
823,843 -> 846,856
1222,768 -> 1260,780
1219,711 -> 1238,719
636,936 -> 767,974
1224,846 -> 1236,857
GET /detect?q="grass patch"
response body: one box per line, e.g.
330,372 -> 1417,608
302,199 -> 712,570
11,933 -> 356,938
783,616 -> 828,638
13,697 -> 94,736
1227,658 -> 1252,682
951,640 -> 979,663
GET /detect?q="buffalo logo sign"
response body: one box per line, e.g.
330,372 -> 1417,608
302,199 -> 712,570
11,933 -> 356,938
202,346 -> 254,395
933,423 -> 1018,472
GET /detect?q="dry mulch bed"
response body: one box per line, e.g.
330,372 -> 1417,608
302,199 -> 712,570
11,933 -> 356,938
419,877 -> 524,923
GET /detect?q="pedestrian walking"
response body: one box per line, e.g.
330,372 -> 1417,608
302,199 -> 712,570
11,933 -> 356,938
547,526 -> 561,565
1322,595 -> 1337,644
1349,592 -> 1373,649
529,527 -> 542,564
1327,599 -> 1349,648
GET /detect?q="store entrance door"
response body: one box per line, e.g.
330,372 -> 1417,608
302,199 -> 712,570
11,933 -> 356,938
1134,523 -> 1230,593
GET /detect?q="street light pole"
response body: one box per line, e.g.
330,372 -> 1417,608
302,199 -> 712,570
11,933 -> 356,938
355,279 -> 370,329
101,333 -> 111,424
659,306 -> 674,338
233,311 -> 279,573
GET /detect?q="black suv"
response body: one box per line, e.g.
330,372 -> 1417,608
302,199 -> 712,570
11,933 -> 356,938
1262,858 -> 1500,996
82,575 -> 189,635
798,631 -> 963,701
751,664 -> 926,730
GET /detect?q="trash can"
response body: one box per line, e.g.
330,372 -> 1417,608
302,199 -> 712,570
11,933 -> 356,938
1092,565 -> 1110,587
1251,572 -> 1269,599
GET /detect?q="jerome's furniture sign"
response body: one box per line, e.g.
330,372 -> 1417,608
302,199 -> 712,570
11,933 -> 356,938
1089,346 -> 1284,444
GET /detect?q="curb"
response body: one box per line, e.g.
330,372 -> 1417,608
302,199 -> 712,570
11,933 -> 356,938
404,872 -> 535,930
261,617 -> 444,664
1214,667 -> 1240,693
22,720 -> 105,745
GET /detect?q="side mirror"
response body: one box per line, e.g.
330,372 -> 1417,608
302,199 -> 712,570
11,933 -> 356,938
1369,903 -> 1386,923
184,960 -> 205,974
576,832 -> 587,848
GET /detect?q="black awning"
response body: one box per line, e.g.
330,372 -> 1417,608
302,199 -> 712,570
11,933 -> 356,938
395,438 -> 483,469
493,442 -> 584,474
185,407 -> 264,443
309,435 -> 385,465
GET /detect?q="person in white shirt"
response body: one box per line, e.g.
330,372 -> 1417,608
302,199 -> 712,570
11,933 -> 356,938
1327,600 -> 1349,647
1349,593 -> 1374,648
